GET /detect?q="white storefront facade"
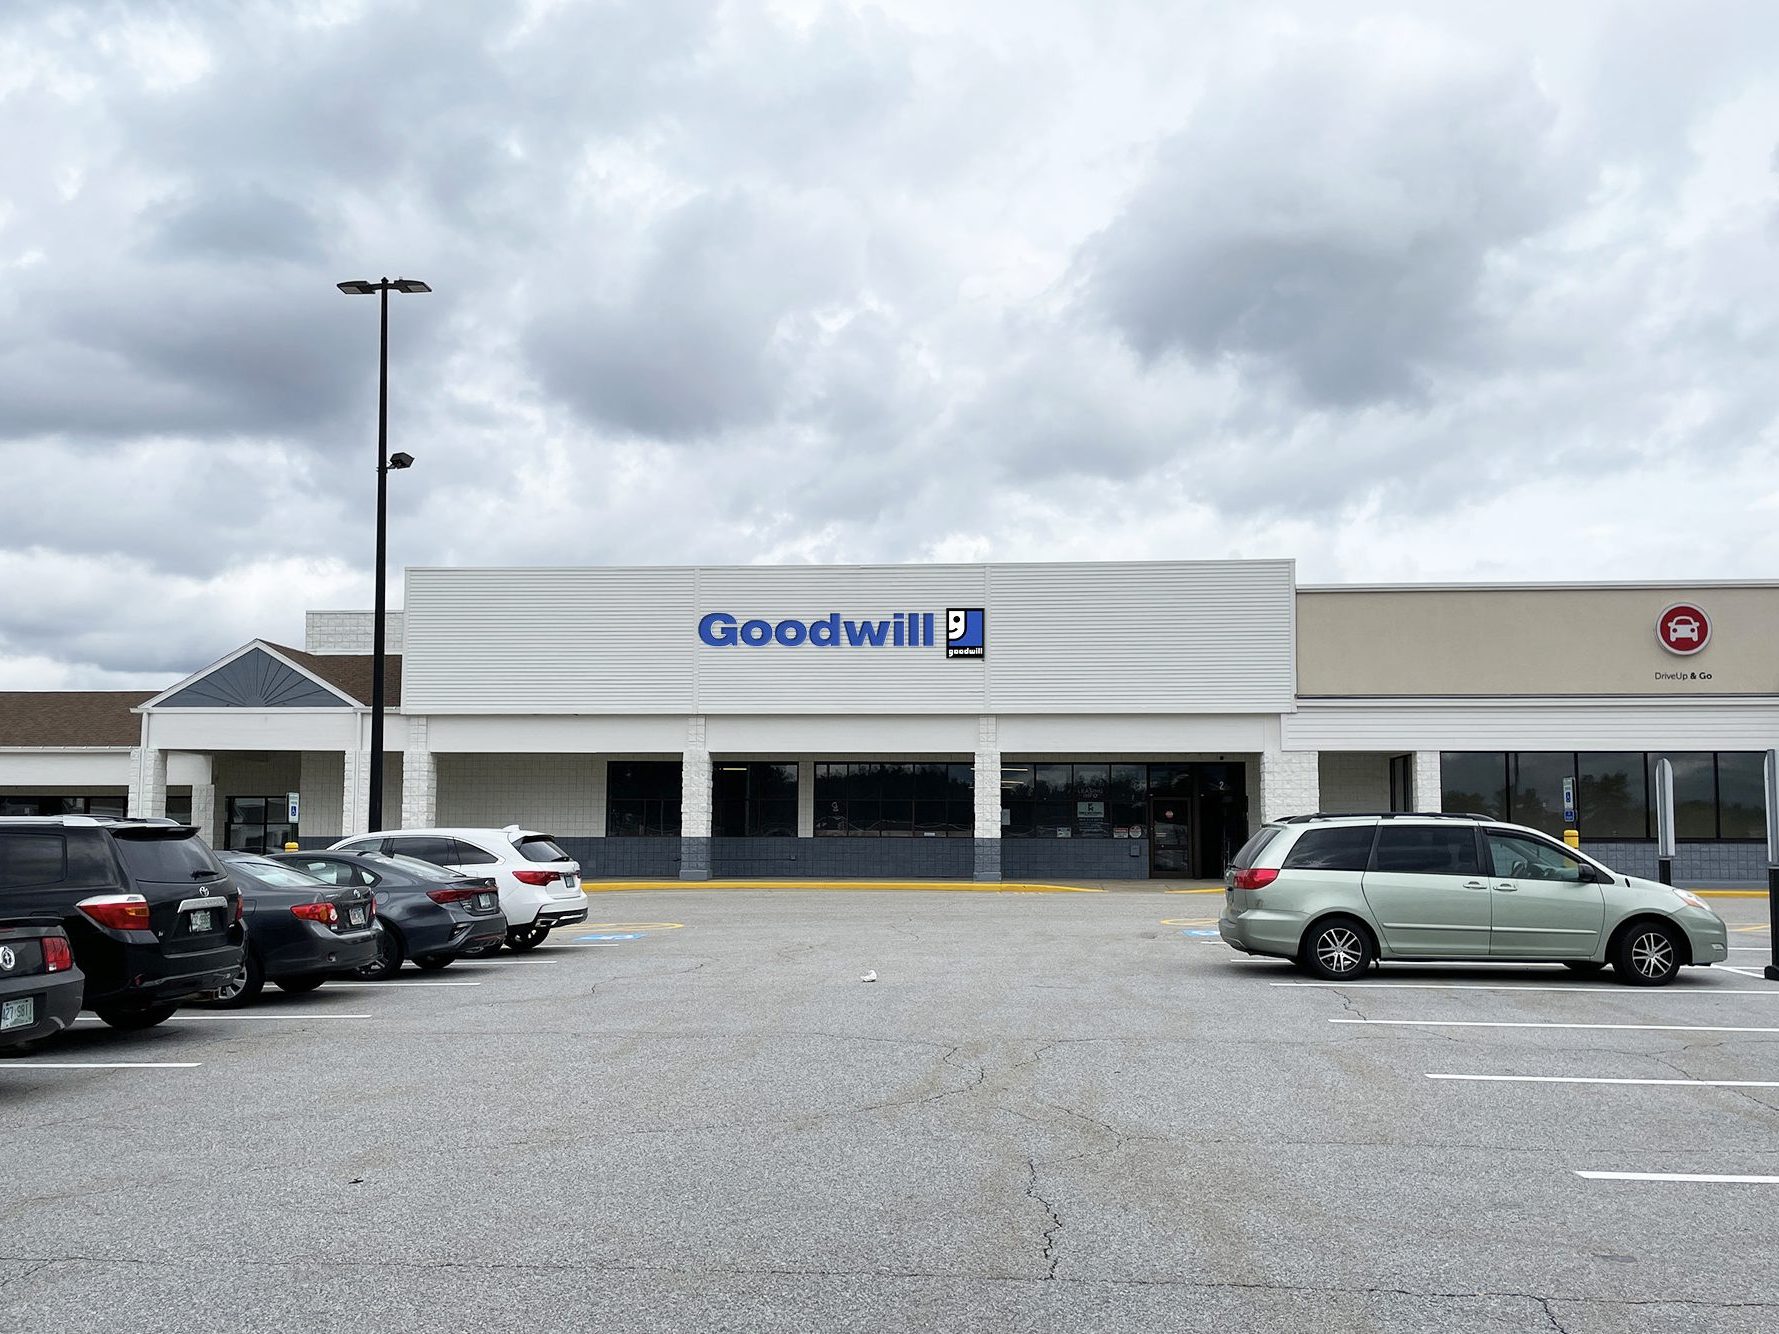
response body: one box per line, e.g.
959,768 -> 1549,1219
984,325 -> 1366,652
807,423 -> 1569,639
0,561 -> 1772,882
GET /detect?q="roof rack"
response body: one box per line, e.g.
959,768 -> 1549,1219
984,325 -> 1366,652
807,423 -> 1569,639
1277,811 -> 1497,823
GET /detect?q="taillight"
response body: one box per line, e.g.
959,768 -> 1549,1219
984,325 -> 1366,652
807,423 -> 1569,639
427,887 -> 479,905
1232,867 -> 1279,891
77,894 -> 153,932
43,937 -> 73,972
291,902 -> 339,926
510,870 -> 557,887
231,892 -> 245,925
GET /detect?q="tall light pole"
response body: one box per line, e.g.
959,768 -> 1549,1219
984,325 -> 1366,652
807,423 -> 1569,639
337,277 -> 430,832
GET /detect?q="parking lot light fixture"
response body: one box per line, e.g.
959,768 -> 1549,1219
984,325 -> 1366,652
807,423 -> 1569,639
336,275 -> 431,833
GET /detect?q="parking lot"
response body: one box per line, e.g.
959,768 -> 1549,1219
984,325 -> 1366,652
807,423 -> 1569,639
4,887 -> 1778,1333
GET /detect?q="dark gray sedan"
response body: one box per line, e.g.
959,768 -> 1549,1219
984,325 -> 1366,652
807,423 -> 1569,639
210,853 -> 379,1005
269,851 -> 505,979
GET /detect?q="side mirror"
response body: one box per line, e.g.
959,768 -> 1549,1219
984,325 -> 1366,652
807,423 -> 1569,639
1575,864 -> 1601,883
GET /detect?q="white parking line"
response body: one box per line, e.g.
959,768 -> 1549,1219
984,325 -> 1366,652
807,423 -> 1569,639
1577,1172 -> 1779,1184
1330,1031 -> 1779,1038
75,1013 -> 372,1022
0,1062 -> 200,1070
1428,1074 -> 1779,1087
1719,966 -> 1772,979
1274,982 -> 1779,994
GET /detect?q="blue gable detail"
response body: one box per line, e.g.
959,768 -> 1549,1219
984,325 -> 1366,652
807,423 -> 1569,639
157,648 -> 349,709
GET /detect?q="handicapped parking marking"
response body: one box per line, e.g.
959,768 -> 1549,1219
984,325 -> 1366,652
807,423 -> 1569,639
1160,917 -> 1217,927
1180,929 -> 1221,938
576,932 -> 645,942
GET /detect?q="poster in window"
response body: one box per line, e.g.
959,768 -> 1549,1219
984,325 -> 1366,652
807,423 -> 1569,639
1076,800 -> 1108,838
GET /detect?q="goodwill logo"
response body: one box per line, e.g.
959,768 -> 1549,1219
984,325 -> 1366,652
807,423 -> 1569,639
698,608 -> 985,659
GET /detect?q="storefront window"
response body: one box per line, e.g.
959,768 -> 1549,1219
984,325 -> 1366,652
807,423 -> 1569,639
813,762 -> 972,836
225,795 -> 296,854
1440,753 -> 1507,820
712,762 -> 797,837
1717,754 -> 1767,840
1577,753 -> 1646,838
1001,762 -> 1163,839
1648,753 -> 1716,840
1509,753 -> 1574,837
607,761 -> 682,837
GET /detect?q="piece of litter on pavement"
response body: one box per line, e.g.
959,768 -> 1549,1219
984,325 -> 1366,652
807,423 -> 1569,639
860,970 -> 878,983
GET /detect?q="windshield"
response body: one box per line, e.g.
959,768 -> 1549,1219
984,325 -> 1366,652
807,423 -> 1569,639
113,829 -> 223,882
363,852 -> 465,883
515,835 -> 570,863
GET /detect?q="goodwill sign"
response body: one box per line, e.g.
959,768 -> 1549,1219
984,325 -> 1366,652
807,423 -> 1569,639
699,609 -> 985,659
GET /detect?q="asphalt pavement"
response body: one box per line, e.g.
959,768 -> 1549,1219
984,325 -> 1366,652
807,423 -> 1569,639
3,889 -> 1777,1332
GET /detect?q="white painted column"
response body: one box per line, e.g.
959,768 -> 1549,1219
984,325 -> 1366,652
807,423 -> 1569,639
1413,751 -> 1443,813
188,753 -> 217,844
797,759 -> 815,838
127,747 -> 168,820
1260,749 -> 1320,824
680,716 -> 712,880
973,715 -> 1001,881
342,750 -> 372,836
401,717 -> 437,829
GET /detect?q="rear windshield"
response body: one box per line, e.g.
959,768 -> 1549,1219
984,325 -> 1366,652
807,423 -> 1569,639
113,830 -> 223,883
226,858 -> 327,889
363,853 -> 463,883
514,836 -> 570,863
1230,826 -> 1283,869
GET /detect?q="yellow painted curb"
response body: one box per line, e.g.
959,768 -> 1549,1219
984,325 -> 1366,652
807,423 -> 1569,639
1164,887 -> 1226,895
1695,890 -> 1769,898
581,880 -> 1102,894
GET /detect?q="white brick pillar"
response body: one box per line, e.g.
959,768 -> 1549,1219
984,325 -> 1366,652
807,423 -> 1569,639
342,750 -> 372,836
188,753 -> 217,845
402,717 -> 437,829
973,715 -> 1001,881
1413,751 -> 1442,813
1260,750 -> 1320,823
681,717 -> 712,880
127,747 -> 168,820
796,759 -> 815,838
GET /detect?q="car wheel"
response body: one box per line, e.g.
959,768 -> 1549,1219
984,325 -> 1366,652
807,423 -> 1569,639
1300,917 -> 1374,981
413,954 -> 454,972
93,1004 -> 179,1031
356,925 -> 405,981
205,951 -> 265,1008
1614,921 -> 1683,986
274,976 -> 326,995
506,924 -> 549,952
1563,961 -> 1607,975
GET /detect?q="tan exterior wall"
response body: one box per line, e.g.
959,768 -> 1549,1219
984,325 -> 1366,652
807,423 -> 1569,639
1298,586 -> 1779,697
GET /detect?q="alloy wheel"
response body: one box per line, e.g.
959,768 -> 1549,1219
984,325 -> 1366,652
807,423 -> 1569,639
1316,927 -> 1363,976
1630,930 -> 1675,980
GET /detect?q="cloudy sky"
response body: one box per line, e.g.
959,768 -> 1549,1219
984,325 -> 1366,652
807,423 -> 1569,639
3,0 -> 1778,687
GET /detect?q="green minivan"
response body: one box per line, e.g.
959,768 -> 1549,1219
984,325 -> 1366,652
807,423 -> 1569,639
1218,813 -> 1730,985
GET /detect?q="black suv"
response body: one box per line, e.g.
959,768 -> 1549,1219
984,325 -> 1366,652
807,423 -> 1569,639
0,818 -> 245,1030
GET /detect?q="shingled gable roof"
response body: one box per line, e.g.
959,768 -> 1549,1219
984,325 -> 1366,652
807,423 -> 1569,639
0,691 -> 153,747
265,645 -> 403,708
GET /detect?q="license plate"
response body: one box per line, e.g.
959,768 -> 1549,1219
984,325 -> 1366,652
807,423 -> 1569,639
476,893 -> 496,911
1,997 -> 34,1031
346,906 -> 368,927
564,875 -> 579,890
188,910 -> 214,932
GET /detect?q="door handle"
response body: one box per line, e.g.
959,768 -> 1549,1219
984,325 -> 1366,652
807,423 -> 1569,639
1493,883 -> 1518,892
1463,881 -> 1487,889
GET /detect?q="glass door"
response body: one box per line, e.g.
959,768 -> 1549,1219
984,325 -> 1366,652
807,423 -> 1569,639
225,796 -> 296,854
1149,795 -> 1194,876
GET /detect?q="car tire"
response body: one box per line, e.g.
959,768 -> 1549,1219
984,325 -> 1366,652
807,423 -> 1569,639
356,925 -> 405,981
1300,917 -> 1375,982
274,976 -> 326,995
413,954 -> 454,972
93,1004 -> 179,1031
506,924 -> 549,952
205,950 -> 265,1008
1562,961 -> 1607,975
1613,921 -> 1683,986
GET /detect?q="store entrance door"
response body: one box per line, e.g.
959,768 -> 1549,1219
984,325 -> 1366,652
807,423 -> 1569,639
1149,797 -> 1195,877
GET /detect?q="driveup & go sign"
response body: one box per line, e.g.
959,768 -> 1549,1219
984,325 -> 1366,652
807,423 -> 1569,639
699,609 -> 985,659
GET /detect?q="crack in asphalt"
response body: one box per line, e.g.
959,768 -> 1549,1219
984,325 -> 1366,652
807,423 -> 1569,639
1023,1158 -> 1062,1281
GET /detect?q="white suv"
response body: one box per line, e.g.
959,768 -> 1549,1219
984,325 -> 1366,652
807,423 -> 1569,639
329,826 -> 587,950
